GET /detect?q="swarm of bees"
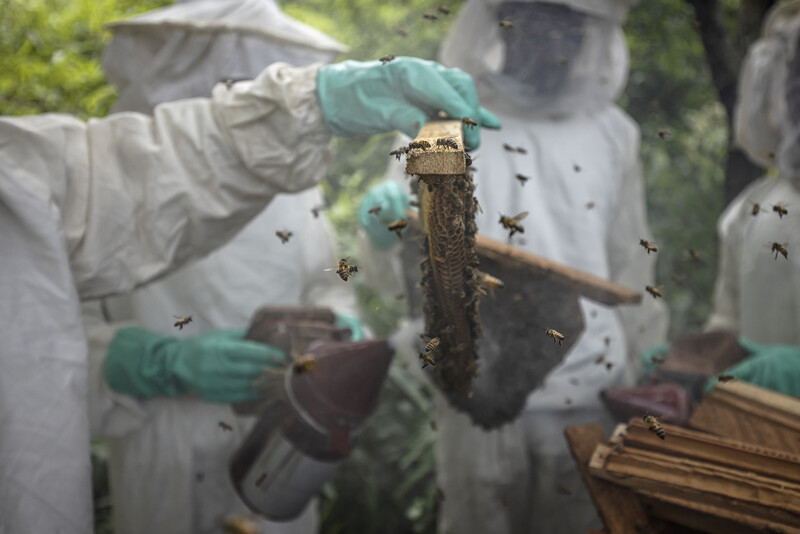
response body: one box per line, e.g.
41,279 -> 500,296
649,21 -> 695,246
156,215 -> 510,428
643,414 -> 666,439
645,285 -> 662,299
275,230 -> 293,244
325,257 -> 359,282
407,140 -> 431,151
461,117 -> 478,129
293,354 -> 317,374
499,211 -> 528,238
387,218 -> 408,238
767,241 -> 789,260
545,328 -> 565,346
436,137 -> 459,150
773,203 -> 789,218
219,421 -> 233,432
379,54 -> 396,65
515,173 -> 530,186
423,13 -> 438,21
639,239 -> 657,254
498,20 -> 513,29
173,315 -> 193,330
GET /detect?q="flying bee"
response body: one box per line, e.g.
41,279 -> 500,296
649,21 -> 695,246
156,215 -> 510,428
407,140 -> 431,151
437,6 -> 451,15
396,28 -> 408,37
639,239 -> 657,254
419,351 -> 436,368
310,204 -> 326,218
436,137 -> 458,150
475,270 -> 504,298
765,241 -> 789,260
503,143 -> 515,152
422,336 -> 441,355
379,54 -> 396,65
773,203 -> 789,218
687,248 -> 702,263
515,173 -> 530,186
423,13 -> 438,21
585,201 -> 595,210
389,147 -> 406,161
645,285 -> 663,299
255,473 -> 267,487
368,205 -> 382,216
545,328 -> 565,346
462,117 -> 478,129
603,336 -> 611,347
173,315 -> 193,330
387,218 -> 408,238
516,146 -> 527,154
594,355 -> 606,365
718,374 -> 735,383
498,20 -> 514,29
751,202 -> 761,216
218,421 -> 233,432
651,355 -> 666,365
325,257 -> 359,282
499,211 -> 528,238
643,414 -> 666,439
573,163 -> 581,172
657,128 -> 669,140
605,362 -> 614,371
275,230 -> 293,244
293,354 -> 316,374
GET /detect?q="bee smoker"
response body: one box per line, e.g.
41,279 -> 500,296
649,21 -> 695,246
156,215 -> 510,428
229,308 -> 393,521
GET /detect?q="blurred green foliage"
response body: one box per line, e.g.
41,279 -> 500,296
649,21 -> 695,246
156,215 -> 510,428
0,0 -> 750,533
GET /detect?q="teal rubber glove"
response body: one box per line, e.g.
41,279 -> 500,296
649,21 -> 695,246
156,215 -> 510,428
703,337 -> 800,396
639,342 -> 670,377
334,313 -> 365,342
104,327 -> 288,403
358,181 -> 412,250
317,58 -> 502,149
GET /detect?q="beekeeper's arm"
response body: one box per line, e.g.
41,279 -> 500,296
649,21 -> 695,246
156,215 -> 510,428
606,121 -> 669,369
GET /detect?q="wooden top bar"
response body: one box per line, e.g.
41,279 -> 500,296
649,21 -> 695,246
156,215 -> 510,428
405,120 -> 467,176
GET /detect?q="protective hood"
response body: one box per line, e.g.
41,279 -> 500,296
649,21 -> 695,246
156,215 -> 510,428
439,0 -> 634,117
102,0 -> 347,114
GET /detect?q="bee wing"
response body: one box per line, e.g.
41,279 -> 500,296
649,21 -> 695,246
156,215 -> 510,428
513,211 -> 529,221
323,267 -> 338,272
173,315 -> 183,319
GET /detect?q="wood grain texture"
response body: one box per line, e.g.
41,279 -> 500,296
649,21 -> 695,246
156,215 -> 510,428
405,121 -> 466,175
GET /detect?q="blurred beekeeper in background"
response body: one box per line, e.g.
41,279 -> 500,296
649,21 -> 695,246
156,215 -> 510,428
83,1 -> 360,533
0,1 -> 500,531
358,1 -> 667,532
704,0 -> 800,396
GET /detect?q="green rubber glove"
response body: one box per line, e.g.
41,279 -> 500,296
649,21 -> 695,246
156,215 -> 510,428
358,181 -> 412,250
334,313 -> 365,342
317,57 -> 501,149
703,337 -> 800,396
104,327 -> 288,403
639,342 -> 670,377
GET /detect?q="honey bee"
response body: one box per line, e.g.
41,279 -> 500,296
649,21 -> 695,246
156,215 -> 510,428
645,285 -> 663,299
368,205 -> 382,216
643,414 -> 666,439
437,6 -> 451,15
773,203 -> 789,218
503,143 -> 515,152
387,218 -> 408,238
515,173 -> 530,186
423,13 -> 438,21
325,257 -> 359,281
639,239 -> 658,254
658,128 -> 669,140
255,473 -> 267,487
419,351 -> 437,368
573,163 -> 581,172
293,354 -> 316,374
396,28 -> 408,37
173,315 -> 193,330
751,202 -> 761,216
379,54 -> 396,65
545,328 -> 565,346
275,230 -> 293,244
389,147 -> 406,161
717,374 -> 735,383
422,335 -> 441,355
687,248 -> 702,263
498,20 -> 514,29
310,204 -> 326,218
436,137 -> 458,150
766,241 -> 789,260
585,201 -> 595,210
516,146 -> 527,154
594,355 -> 606,365
461,117 -> 478,129
603,336 -> 611,346
407,140 -> 431,151
499,211 -> 529,238
651,355 -> 666,365
605,362 -> 615,371
219,421 -> 233,432
477,271 -> 505,289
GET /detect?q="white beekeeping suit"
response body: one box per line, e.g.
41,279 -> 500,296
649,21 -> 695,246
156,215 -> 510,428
707,0 -> 800,344
361,1 -> 667,532
0,59 -> 333,534
83,1 -> 353,533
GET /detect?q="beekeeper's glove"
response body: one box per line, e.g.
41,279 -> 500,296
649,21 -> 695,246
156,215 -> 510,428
703,337 -> 800,396
317,57 -> 501,149
104,328 -> 287,403
358,181 -> 413,250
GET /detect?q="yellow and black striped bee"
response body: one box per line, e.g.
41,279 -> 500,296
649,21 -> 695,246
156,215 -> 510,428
276,230 -> 293,244
462,117 -> 478,129
773,203 -> 789,219
173,315 -> 193,330
218,421 -> 233,432
436,137 -> 459,150
407,140 -> 431,151
498,20 -> 514,29
639,239 -> 657,254
379,54 -> 396,65
645,285 -> 663,299
293,354 -> 317,374
499,211 -> 528,238
545,328 -> 565,346
643,414 -> 666,439
387,218 -> 408,238
325,258 -> 359,282
751,202 -> 761,216
766,241 -> 789,260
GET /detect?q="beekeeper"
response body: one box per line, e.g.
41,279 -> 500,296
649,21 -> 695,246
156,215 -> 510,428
0,5 -> 499,531
81,1 -> 360,533
703,0 -> 800,396
358,1 -> 667,532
